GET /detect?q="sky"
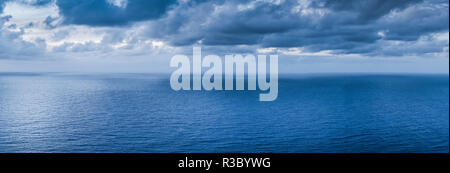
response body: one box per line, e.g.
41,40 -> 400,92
0,0 -> 448,73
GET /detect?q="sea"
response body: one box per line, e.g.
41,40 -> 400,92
0,73 -> 448,153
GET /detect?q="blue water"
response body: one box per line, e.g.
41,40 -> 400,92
0,73 -> 448,153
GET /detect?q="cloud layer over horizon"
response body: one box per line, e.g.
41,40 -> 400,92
0,0 -> 448,73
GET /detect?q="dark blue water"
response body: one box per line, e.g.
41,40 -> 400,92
0,73 -> 448,153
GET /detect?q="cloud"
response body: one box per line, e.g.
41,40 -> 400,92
0,0 -> 8,14
137,0 -> 448,56
379,0 -> 449,41
1,0 -> 52,10
0,0 -> 448,59
322,0 -> 423,20
0,15 -> 46,59
55,0 -> 178,26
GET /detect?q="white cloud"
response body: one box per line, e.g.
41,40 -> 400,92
107,0 -> 128,8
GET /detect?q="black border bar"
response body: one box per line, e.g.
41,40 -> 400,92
0,153 -> 448,170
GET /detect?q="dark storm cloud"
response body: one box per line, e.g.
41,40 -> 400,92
322,0 -> 423,20
143,0 -> 303,46
138,0 -> 447,56
0,0 -> 52,10
55,0 -> 177,26
378,0 -> 449,41
29,0 -> 53,6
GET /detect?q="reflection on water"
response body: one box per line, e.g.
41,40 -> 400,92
0,73 -> 448,152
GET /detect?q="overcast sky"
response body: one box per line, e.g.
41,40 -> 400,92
0,0 -> 448,73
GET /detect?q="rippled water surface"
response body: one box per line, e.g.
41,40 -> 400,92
0,73 -> 448,152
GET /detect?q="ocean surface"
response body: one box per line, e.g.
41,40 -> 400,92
0,73 -> 448,153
